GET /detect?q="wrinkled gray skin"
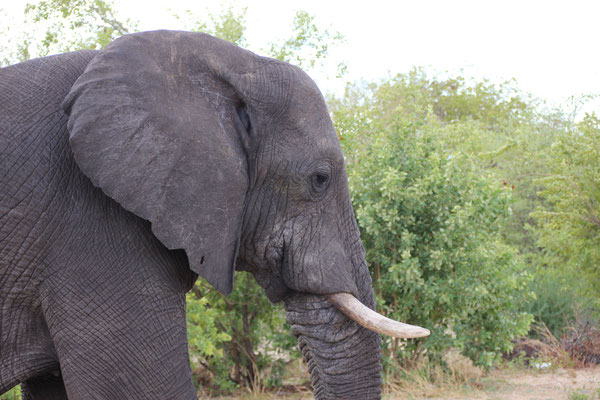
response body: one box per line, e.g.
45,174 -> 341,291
0,31 -> 381,399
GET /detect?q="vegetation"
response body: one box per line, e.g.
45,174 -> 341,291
1,0 -> 135,65
532,113 -> 600,296
1,386 -> 20,399
568,391 -> 591,400
2,0 -> 599,396
331,77 -> 534,370
329,71 -> 598,340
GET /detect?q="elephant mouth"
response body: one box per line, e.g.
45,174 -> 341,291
249,261 -> 430,339
267,221 -> 430,339
258,278 -> 430,339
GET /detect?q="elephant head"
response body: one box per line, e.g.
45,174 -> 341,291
62,30 -> 428,399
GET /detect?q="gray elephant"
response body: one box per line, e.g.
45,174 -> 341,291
0,30 -> 428,399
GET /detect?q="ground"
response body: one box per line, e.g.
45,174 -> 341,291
436,367 -> 600,400
198,366 -> 600,400
2,366 -> 598,399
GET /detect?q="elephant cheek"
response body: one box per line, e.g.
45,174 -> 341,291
250,271 -> 289,303
282,242 -> 358,297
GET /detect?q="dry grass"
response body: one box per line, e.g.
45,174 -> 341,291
564,317 -> 600,366
510,320 -> 600,370
516,322 -> 582,369
197,359 -> 312,399
198,384 -> 313,400
384,320 -> 600,399
383,351 -> 485,399
191,363 -> 600,399
200,388 -> 312,400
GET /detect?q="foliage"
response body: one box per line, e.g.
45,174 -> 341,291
332,70 -> 599,351
330,70 -> 556,258
175,7 -> 346,77
332,74 -> 535,369
186,292 -> 232,380
1,386 -> 21,399
531,113 -> 600,297
568,391 -> 591,400
522,268 -> 595,338
0,8 -> 32,66
188,273 -> 299,391
0,0 -> 136,65
383,356 -> 483,399
267,10 -> 345,74
174,5 -> 247,46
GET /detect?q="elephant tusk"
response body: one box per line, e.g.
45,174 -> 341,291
327,293 -> 430,339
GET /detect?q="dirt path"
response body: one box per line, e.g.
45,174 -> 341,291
400,367 -> 600,400
483,367 -> 599,400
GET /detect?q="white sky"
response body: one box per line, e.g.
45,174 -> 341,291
3,0 -> 600,113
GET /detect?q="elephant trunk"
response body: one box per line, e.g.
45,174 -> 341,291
285,293 -> 383,399
280,199 -> 430,398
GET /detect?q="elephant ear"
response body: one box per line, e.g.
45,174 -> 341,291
62,31 -> 260,295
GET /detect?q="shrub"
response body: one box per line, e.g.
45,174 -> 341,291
2,386 -> 21,400
522,268 -> 594,338
187,273 -> 299,393
342,113 -> 533,369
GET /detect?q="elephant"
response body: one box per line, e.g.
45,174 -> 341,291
0,30 -> 428,399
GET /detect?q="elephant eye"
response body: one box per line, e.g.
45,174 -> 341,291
308,163 -> 332,197
314,173 -> 328,186
311,172 -> 330,193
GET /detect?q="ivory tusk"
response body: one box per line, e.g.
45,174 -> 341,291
327,292 -> 430,339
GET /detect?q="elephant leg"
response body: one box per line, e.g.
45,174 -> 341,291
46,292 -> 198,400
21,373 -> 68,400
42,222 -> 198,399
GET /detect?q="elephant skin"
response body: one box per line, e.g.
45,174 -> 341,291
0,31 -> 381,399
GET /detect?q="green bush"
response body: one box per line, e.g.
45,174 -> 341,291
186,273 -> 298,392
522,268 -> 595,338
339,111 -> 533,369
2,386 -> 21,400
532,113 -> 600,298
330,71 -> 600,372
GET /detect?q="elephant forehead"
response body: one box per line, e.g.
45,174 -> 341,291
289,123 -> 343,157
278,96 -> 340,154
266,130 -> 343,169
